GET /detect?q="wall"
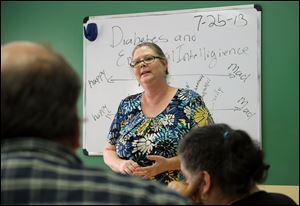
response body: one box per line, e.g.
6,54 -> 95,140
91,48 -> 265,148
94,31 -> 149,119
1,1 -> 298,185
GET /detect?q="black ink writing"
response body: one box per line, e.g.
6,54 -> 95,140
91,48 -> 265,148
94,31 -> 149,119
110,25 -> 168,48
116,49 -> 132,67
91,105 -> 114,121
211,87 -> 224,103
173,44 -> 198,63
165,44 -> 249,69
194,13 -> 248,31
211,87 -> 224,112
227,63 -> 251,83
233,97 -> 256,120
174,34 -> 197,42
88,70 -> 114,89
194,74 -> 205,92
202,77 -> 211,98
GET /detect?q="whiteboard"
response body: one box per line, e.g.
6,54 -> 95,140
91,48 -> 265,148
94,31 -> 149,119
83,5 -> 261,156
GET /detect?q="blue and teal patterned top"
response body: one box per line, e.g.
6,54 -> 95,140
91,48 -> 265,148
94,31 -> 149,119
107,88 -> 214,184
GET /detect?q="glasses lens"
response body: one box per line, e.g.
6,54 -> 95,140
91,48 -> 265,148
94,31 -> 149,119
130,56 -> 160,68
144,56 -> 155,64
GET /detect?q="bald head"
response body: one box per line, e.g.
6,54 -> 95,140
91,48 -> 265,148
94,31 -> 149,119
1,41 -> 57,72
1,41 -> 81,141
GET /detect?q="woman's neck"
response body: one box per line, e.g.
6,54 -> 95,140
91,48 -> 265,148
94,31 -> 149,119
142,82 -> 170,104
221,185 -> 260,205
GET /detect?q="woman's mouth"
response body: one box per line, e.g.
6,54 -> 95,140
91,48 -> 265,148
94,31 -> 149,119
141,71 -> 151,76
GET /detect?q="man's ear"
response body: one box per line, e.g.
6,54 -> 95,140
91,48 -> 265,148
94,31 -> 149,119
71,119 -> 80,150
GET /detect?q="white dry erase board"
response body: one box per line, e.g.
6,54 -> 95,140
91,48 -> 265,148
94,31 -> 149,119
83,4 -> 261,156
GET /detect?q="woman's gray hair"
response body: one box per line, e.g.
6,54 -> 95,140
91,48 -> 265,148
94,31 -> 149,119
131,42 -> 169,75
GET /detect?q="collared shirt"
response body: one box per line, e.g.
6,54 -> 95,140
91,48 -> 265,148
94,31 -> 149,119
1,137 -> 190,205
108,88 -> 214,184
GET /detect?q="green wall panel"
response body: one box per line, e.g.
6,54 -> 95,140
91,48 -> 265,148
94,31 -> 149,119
2,1 -> 298,185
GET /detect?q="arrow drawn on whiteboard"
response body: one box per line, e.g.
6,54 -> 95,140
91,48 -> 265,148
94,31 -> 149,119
211,106 -> 247,112
170,73 -> 230,77
210,107 -> 240,111
110,78 -> 135,82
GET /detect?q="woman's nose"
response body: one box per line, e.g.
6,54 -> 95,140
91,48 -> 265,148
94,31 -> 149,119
140,61 -> 147,68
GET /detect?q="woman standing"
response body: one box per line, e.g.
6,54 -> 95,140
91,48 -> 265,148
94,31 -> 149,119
103,42 -> 214,184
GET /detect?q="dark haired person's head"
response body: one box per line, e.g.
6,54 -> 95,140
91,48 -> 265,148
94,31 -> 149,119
178,123 -> 269,204
1,42 -> 81,149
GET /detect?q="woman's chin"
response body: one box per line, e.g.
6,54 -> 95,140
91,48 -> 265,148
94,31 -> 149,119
140,74 -> 153,83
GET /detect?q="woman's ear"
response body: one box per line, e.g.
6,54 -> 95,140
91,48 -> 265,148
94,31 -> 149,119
190,171 -> 212,204
161,59 -> 168,75
183,171 -> 204,197
201,171 -> 212,197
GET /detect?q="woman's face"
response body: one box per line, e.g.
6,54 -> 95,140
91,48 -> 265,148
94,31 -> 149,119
131,46 -> 167,85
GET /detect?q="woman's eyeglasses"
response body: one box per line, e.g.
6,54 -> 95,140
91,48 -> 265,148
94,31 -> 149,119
129,55 -> 163,68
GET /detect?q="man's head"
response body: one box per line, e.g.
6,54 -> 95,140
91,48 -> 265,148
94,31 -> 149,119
1,41 -> 81,146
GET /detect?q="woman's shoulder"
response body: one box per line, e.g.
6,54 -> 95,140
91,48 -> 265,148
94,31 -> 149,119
265,192 -> 297,205
121,92 -> 142,103
177,88 -> 202,99
232,191 -> 297,205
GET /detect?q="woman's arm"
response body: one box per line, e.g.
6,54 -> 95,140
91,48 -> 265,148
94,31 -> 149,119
133,155 -> 181,178
103,143 -> 139,175
165,155 -> 181,171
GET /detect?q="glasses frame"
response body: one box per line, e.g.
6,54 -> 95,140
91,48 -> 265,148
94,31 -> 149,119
129,55 -> 163,68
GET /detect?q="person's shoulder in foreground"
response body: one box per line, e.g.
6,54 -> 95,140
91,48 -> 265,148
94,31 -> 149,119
1,137 -> 190,205
1,41 -> 189,205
